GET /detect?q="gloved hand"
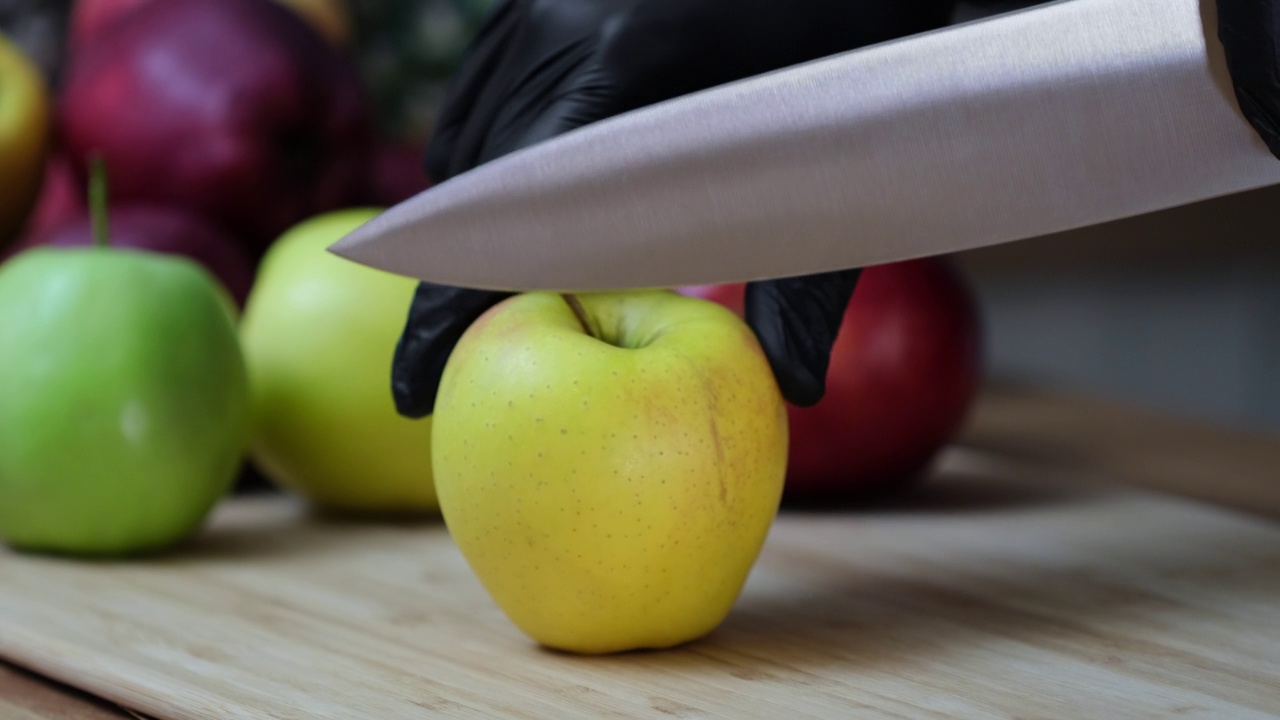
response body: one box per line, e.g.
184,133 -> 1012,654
1218,0 -> 1280,161
392,0 -> 959,418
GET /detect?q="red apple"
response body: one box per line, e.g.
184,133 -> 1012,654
21,149 -> 85,241
28,204 -> 256,309
68,0 -> 352,51
683,257 -> 984,502
66,0 -> 152,51
0,148 -> 85,265
58,0 -> 373,251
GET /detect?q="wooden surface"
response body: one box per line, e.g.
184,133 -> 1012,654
963,383 -> 1280,519
0,663 -> 142,720
4,385 -> 1280,718
2,441 -> 1280,719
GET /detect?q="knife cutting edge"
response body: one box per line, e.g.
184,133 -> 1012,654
328,0 -> 1280,292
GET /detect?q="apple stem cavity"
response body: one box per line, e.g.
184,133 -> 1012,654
562,293 -> 599,340
88,154 -> 111,249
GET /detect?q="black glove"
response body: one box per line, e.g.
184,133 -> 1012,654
392,0 -> 959,418
1218,0 -> 1280,161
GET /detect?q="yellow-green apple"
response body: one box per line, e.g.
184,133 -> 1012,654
0,31 -> 49,250
58,0 -> 372,251
238,208 -> 438,514
0,163 -> 250,556
684,257 -> 983,503
432,289 -> 789,654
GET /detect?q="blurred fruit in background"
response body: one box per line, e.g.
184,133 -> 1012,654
0,1 -> 68,84
5,0 -> 499,146
29,203 -> 257,308
0,29 -> 49,250
684,257 -> 984,504
275,0 -> 351,46
65,0 -> 149,49
1,0 -> 474,501
359,136 -> 433,206
67,0 -> 352,50
239,208 -> 439,515
344,0 -> 499,144
57,0 -> 374,251
13,143 -> 83,247
0,163 -> 250,556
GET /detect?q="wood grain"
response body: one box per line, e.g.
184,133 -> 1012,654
0,662 -> 134,720
1,448 -> 1278,719
964,382 -> 1280,519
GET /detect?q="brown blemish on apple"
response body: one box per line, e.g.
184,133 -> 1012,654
700,374 -> 729,505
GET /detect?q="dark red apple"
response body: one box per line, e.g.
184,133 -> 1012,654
0,149 -> 86,265
684,257 -> 984,502
58,0 -> 373,251
68,0 -> 351,52
66,0 -> 152,51
30,204 -> 256,309
21,149 -> 86,242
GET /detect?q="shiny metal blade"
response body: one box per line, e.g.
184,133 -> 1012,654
330,0 -> 1280,292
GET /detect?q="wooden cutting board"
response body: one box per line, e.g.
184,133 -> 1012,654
2,448 -> 1279,720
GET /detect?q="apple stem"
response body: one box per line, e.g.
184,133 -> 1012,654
562,293 -> 598,339
88,153 -> 110,249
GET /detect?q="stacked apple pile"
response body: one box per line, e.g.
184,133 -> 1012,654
0,0 -> 437,556
4,0 -> 430,269
0,0 -> 986,656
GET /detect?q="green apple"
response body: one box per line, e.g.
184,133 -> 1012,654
432,289 -> 789,654
0,163 -> 249,556
239,208 -> 438,515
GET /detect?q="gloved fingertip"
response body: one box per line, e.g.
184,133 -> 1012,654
389,284 -> 512,420
782,373 -> 827,409
391,339 -> 440,419
390,358 -> 438,419
745,269 -> 861,407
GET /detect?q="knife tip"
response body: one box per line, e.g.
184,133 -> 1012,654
324,230 -> 361,261
324,213 -> 387,272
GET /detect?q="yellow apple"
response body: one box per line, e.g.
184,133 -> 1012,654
0,32 -> 49,249
239,208 -> 438,515
432,289 -> 789,654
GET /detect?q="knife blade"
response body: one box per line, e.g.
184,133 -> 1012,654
329,0 -> 1280,292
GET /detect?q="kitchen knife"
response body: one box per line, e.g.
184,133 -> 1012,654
329,0 -> 1280,292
